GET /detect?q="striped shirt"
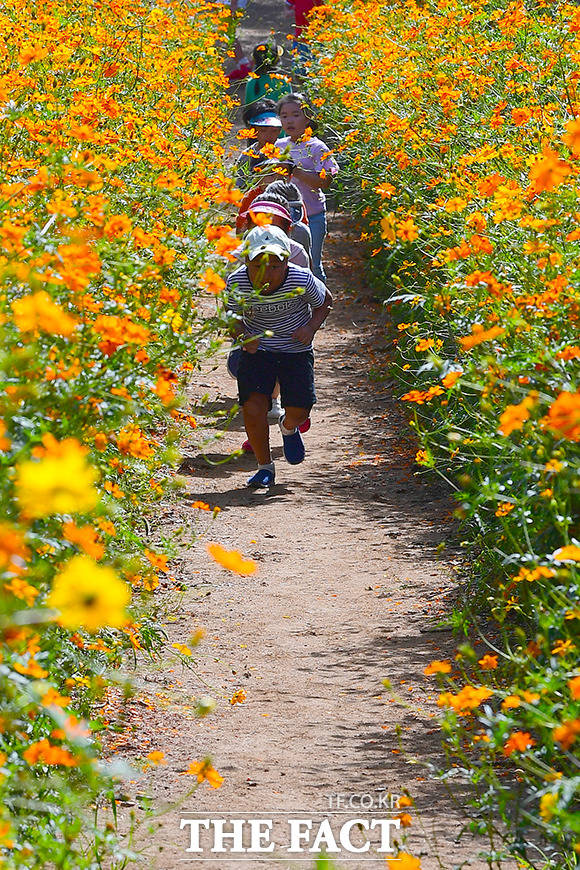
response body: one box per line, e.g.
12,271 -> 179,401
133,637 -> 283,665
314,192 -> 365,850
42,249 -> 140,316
226,264 -> 326,353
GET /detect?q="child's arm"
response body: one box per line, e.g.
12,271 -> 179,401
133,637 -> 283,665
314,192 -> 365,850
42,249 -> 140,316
290,166 -> 332,192
292,288 -> 333,345
229,317 -> 261,354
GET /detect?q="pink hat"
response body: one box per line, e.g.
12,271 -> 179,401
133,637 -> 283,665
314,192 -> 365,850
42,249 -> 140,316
241,200 -> 292,222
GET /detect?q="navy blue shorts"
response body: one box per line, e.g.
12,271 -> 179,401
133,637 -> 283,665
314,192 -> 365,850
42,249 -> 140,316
237,349 -> 316,410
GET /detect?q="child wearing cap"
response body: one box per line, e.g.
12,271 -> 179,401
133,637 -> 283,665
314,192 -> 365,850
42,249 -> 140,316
226,225 -> 332,488
235,100 -> 284,191
242,196 -> 310,268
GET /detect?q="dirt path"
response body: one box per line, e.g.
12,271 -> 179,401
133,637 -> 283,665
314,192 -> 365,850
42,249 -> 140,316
112,5 -> 501,868
117,219 -> 499,869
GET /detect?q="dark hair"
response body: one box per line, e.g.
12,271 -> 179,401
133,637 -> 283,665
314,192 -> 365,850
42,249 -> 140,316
247,195 -> 291,233
242,98 -> 277,127
252,41 -> 283,75
277,91 -> 319,133
264,181 -> 304,204
264,181 -> 305,224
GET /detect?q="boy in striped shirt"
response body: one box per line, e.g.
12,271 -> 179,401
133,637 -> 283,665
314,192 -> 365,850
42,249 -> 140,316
226,225 -> 332,489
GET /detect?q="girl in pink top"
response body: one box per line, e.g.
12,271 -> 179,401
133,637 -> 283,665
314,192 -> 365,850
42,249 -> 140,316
276,93 -> 339,280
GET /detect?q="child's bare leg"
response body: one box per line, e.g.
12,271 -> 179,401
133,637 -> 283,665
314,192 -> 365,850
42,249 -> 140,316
272,382 -> 280,399
281,406 -> 309,431
243,393 -> 271,464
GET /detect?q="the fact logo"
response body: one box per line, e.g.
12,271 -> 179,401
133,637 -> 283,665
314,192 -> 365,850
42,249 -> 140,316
180,810 -> 402,857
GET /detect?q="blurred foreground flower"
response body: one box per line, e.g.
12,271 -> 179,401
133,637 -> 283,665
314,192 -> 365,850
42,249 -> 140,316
47,555 -> 130,632
207,543 -> 257,575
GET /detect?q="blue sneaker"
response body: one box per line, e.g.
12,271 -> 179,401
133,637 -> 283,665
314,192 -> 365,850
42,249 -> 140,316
247,467 -> 275,489
281,427 -> 305,465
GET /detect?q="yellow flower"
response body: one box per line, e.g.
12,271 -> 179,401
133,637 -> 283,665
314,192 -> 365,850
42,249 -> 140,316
47,556 -> 130,632
230,688 -> 246,705
539,793 -> 558,822
387,853 -> 421,870
207,543 -> 257,576
380,213 -> 397,243
15,439 -> 98,518
146,750 -> 166,766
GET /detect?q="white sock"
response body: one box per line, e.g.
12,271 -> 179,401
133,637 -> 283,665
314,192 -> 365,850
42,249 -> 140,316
271,396 -> 282,410
258,462 -> 275,472
279,415 -> 296,436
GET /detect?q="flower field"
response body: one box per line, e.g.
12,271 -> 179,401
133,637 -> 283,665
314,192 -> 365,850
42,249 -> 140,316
0,0 -> 238,864
307,0 -> 580,865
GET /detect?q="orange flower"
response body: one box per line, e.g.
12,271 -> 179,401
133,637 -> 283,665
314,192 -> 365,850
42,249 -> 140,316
501,695 -> 521,710
230,688 -> 246,704
0,524 -> 29,572
542,391 -> 580,441
103,214 -> 132,239
529,147 -> 571,193
387,853 -> 421,870
41,688 -> 71,708
495,502 -> 515,517
117,424 -> 155,459
180,759 -> 224,788
553,545 -> 580,562
442,369 -> 462,388
478,654 -> 498,670
23,738 -> 77,767
146,750 -> 166,766
568,676 -> 580,700
553,719 -> 580,750
63,522 -> 105,560
400,385 -> 444,403
4,577 -> 38,606
207,543 -> 257,576
415,338 -> 435,352
145,549 -> 169,573
199,268 -> 226,295
375,182 -> 395,198
424,659 -> 452,675
12,291 -> 77,337
563,117 -> 580,155
458,324 -> 505,350
511,107 -> 532,126
498,396 -> 535,436
503,731 -> 535,756
397,217 -> 419,242
437,685 -> 493,715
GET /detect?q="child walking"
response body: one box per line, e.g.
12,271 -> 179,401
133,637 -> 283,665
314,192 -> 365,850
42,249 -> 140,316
226,226 -> 332,488
244,42 -> 291,109
276,92 -> 339,280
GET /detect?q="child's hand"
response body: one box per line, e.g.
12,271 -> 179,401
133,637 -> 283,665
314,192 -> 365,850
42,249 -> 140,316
292,324 -> 315,345
243,336 -> 261,354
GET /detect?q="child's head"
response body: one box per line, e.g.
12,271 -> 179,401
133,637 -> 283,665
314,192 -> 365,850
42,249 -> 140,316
245,226 -> 290,291
252,41 -> 283,75
243,99 -> 282,148
243,195 -> 292,235
277,92 -> 319,139
242,98 -> 277,127
264,181 -> 305,224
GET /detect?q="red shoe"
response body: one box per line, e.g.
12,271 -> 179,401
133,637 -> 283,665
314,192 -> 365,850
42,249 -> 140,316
242,439 -> 254,454
298,418 -> 311,434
